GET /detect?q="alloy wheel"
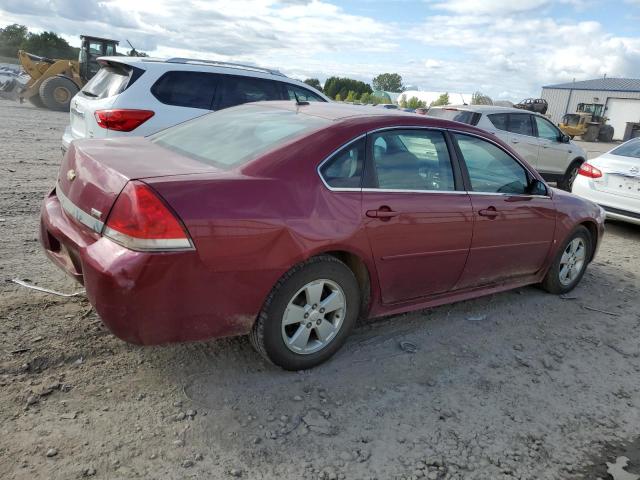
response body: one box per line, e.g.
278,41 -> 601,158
558,237 -> 586,286
281,279 -> 346,355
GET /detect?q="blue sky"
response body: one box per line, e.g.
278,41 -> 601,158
1,0 -> 639,101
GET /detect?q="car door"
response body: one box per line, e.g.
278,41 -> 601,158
362,128 -> 473,304
450,132 -> 556,289
485,113 -> 539,168
533,114 -> 570,176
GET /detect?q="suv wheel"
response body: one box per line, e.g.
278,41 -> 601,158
558,161 -> 582,191
249,255 -> 360,370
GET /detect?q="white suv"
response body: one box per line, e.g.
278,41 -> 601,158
62,57 -> 329,152
428,105 -> 587,190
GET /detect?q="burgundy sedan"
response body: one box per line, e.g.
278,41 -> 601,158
40,102 -> 605,370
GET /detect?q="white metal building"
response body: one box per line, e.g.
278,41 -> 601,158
541,78 -> 640,140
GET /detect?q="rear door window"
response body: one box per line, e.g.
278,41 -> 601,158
214,75 -> 283,110
488,113 -> 508,131
151,71 -> 218,109
534,115 -> 561,141
370,130 -> 455,191
507,113 -> 534,136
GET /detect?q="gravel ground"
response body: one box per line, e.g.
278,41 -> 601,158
1,99 -> 639,480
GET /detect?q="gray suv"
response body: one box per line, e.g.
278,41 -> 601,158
428,105 -> 587,190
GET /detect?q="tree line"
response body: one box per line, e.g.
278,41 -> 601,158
0,24 -> 79,60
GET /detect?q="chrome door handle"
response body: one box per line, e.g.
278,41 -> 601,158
366,208 -> 399,219
511,139 -> 519,144
478,207 -> 499,218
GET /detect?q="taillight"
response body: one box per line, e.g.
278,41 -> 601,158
577,163 -> 603,179
94,109 -> 154,132
103,181 -> 193,251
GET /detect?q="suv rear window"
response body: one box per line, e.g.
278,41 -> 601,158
151,104 -> 330,168
80,64 -> 137,100
426,108 -> 480,125
151,71 -> 218,109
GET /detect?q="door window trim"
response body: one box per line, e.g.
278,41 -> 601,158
317,126 -> 551,198
448,129 -> 552,198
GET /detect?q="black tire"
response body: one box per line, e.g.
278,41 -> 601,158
558,160 -> 583,191
27,94 -> 46,108
581,125 -> 599,142
598,125 -> 614,143
249,255 -> 360,370
39,75 -> 79,112
541,226 -> 591,294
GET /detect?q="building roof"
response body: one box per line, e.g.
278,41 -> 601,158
543,77 -> 640,92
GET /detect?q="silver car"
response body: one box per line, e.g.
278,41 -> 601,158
428,105 -> 587,190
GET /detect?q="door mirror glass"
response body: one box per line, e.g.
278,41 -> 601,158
560,133 -> 571,143
527,178 -> 548,196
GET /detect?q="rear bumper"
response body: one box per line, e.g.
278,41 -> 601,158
40,191 -> 272,345
572,178 -> 640,225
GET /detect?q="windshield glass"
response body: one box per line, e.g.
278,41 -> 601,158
610,139 -> 640,159
427,108 -> 478,125
151,105 -> 330,168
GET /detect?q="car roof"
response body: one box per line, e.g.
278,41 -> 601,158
242,101 -> 486,132
429,104 -> 549,116
97,56 -> 329,99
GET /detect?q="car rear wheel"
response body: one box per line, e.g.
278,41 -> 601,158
541,226 -> 591,294
558,161 -> 582,191
249,255 -> 360,370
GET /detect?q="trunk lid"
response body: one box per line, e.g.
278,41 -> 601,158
57,138 -> 219,231
591,153 -> 640,200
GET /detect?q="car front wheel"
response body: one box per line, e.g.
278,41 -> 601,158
250,255 -> 360,370
541,226 -> 591,294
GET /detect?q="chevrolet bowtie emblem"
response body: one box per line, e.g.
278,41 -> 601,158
67,169 -> 76,181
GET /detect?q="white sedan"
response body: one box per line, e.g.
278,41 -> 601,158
572,138 -> 640,225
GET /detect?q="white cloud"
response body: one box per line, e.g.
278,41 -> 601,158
1,0 -> 639,100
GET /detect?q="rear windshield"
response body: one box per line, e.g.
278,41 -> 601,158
150,105 -> 330,168
610,139 -> 640,160
427,108 -> 479,125
80,64 -> 133,100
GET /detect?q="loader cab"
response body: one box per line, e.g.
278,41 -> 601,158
79,36 -> 119,82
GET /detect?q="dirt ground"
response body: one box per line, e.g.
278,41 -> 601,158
1,99 -> 639,480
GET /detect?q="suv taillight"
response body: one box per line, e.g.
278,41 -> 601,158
578,163 -> 603,179
103,181 -> 193,251
94,109 -> 154,132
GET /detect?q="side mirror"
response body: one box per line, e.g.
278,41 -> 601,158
560,134 -> 571,143
528,178 -> 548,196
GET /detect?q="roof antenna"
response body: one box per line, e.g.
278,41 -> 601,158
459,93 -> 467,105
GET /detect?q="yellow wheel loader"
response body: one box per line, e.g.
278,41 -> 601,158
558,103 -> 614,143
16,36 -> 119,112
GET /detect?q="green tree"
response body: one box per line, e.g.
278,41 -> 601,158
430,93 -> 450,107
359,92 -> 371,104
323,76 -> 372,100
406,96 -> 427,109
345,90 -> 357,102
372,73 -> 404,93
21,31 -> 78,59
471,91 -> 493,105
335,93 -> 342,102
0,24 -> 28,57
398,94 -> 407,108
303,78 -> 323,92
